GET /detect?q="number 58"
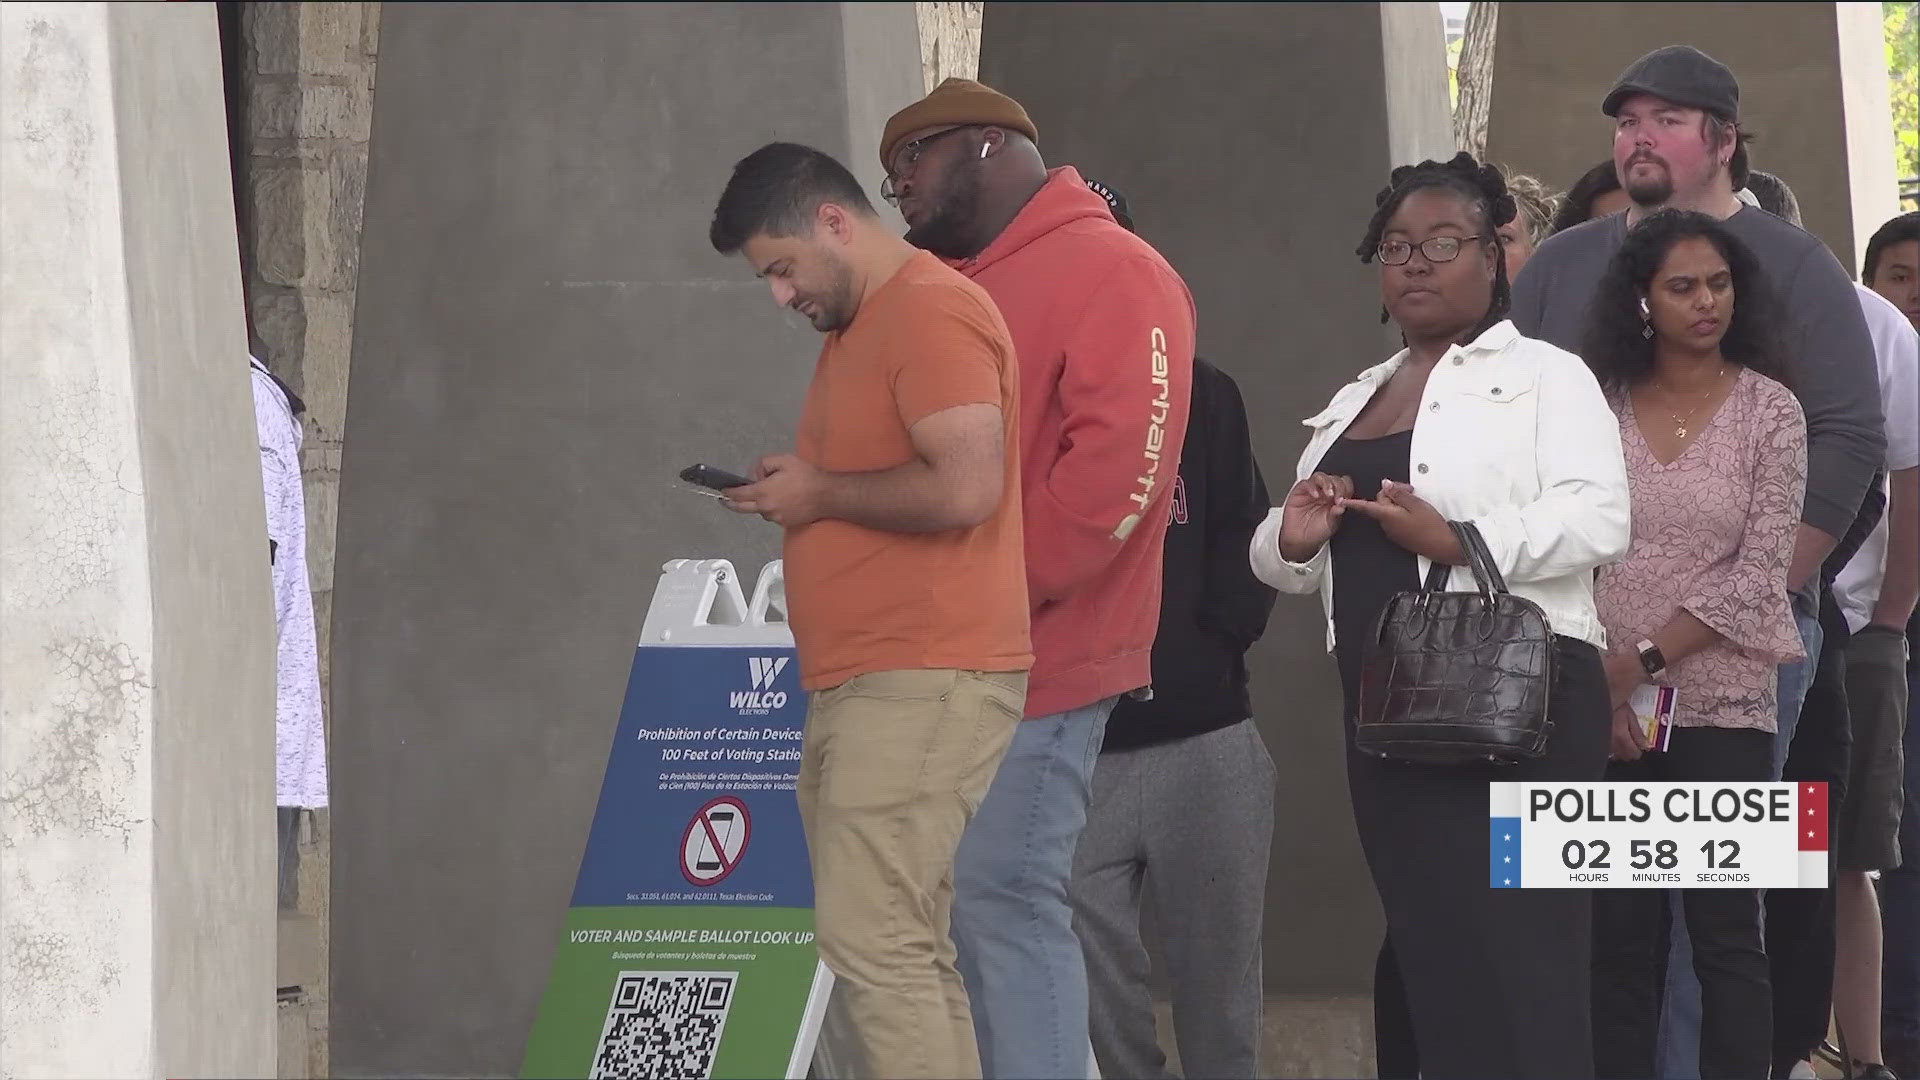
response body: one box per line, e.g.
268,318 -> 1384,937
1631,839 -> 1679,869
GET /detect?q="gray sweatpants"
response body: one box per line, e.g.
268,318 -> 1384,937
1070,718 -> 1275,1080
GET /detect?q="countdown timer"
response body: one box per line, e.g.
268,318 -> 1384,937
1489,782 -> 1828,889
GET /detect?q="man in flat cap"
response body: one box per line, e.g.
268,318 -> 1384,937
877,78 -> 1196,1078
1511,44 -> 1885,1080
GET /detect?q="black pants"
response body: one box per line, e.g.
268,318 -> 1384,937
1354,637 -> 1610,1079
277,806 -> 301,910
1767,589 -> 1854,1074
1592,726 -> 1774,1079
1374,937 -> 1419,1080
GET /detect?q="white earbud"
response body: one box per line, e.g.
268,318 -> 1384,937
979,144 -> 990,160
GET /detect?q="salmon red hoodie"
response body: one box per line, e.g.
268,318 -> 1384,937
951,167 -> 1195,718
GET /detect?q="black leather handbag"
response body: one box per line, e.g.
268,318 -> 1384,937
1354,520 -> 1554,765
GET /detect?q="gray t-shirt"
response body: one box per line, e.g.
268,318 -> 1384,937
1510,206 -> 1886,543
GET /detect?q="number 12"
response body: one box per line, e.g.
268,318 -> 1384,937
1700,840 -> 1742,869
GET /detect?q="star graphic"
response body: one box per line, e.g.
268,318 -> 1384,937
1503,878 -> 1512,886
1504,856 -> 1512,864
1503,834 -> 1512,842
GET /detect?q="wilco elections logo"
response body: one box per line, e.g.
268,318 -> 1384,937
730,657 -> 789,715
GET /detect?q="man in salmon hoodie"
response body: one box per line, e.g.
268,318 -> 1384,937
880,79 -> 1196,1078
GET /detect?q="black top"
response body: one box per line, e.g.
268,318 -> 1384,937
1103,359 -> 1277,752
1821,466 -> 1887,591
1321,430 -> 1421,720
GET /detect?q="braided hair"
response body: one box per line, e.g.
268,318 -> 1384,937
1356,151 -> 1516,337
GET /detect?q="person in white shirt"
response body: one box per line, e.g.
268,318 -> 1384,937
1861,209 -> 1920,1080
251,357 -> 327,912
1733,178 -> 1918,1080
1250,152 -> 1629,1079
1828,279 -> 1920,1080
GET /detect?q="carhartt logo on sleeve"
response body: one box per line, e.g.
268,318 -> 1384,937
1123,326 -> 1173,534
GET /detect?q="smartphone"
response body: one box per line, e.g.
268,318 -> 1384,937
679,464 -> 752,492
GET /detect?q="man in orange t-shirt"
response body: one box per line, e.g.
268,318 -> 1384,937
708,142 -> 1031,1080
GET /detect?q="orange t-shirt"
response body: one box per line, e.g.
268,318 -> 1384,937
784,251 -> 1032,690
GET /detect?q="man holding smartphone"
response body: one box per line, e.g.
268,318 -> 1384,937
708,142 -> 1031,1080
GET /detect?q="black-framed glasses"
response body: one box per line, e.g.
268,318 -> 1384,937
1376,235 -> 1483,266
880,126 -> 975,205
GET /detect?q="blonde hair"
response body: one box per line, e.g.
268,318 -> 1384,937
1502,169 -> 1561,246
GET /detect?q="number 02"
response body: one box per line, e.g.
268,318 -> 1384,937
1560,840 -> 1612,869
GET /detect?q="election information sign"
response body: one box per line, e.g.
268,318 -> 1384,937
1489,782 -> 1829,889
522,643 -> 827,1080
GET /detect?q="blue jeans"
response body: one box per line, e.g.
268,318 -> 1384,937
1882,648 -> 1920,1063
952,696 -> 1116,1079
1656,603 -> 1822,1078
1773,602 -> 1827,779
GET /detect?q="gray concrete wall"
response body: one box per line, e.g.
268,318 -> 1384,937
1484,1 -> 1899,272
979,0 -> 1452,1010
0,3 -> 276,1076
329,4 -> 922,1075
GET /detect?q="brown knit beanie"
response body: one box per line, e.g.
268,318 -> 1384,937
880,78 -> 1038,170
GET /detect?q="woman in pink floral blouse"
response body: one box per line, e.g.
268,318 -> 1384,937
1583,210 -> 1806,1080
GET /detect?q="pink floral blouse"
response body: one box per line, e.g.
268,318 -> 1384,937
1594,368 -> 1807,731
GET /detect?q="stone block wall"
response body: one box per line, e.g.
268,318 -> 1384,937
917,1 -> 983,90
232,5 -> 379,1077
240,2 -> 377,705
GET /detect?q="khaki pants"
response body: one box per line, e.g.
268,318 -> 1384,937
798,668 -> 1025,1079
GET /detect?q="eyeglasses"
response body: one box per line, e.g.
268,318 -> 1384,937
1375,235 -> 1484,266
879,126 -> 974,205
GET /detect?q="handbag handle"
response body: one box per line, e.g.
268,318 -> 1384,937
1421,521 -> 1508,604
1455,521 -> 1509,594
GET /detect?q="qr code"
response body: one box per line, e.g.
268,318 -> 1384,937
588,970 -> 738,1079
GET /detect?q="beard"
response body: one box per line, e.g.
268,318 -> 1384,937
1622,155 -> 1674,207
796,253 -> 857,333
904,161 -> 985,259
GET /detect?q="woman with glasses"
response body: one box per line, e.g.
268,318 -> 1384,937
1251,152 -> 1630,1079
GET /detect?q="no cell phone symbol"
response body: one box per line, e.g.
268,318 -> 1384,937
680,797 -> 751,887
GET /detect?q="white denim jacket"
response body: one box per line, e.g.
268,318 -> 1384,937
1250,320 -> 1630,652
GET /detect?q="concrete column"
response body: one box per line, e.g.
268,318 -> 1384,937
1485,1 -> 1900,272
328,4 -> 923,1075
0,3 -> 276,1077
978,3 -> 1451,1074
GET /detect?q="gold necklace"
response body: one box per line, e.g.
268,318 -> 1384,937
1655,365 -> 1729,440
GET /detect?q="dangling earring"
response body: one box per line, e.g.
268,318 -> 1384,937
1639,296 -> 1654,339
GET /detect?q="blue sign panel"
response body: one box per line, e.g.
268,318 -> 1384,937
570,645 -> 811,908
